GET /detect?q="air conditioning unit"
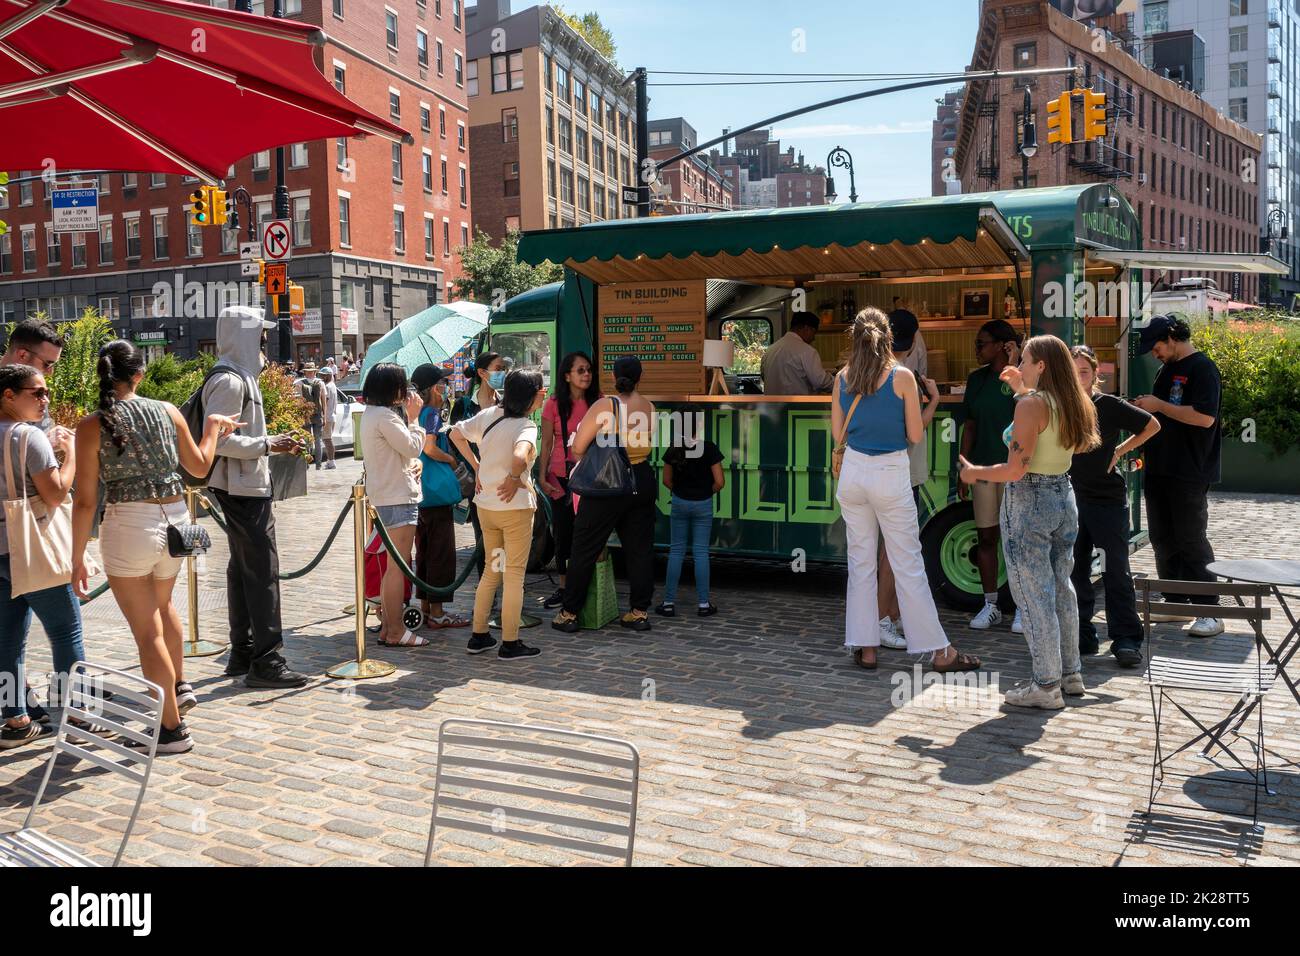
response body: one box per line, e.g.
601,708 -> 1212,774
1138,172 -> 1148,185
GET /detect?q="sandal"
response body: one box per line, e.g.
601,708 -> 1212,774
931,647 -> 981,672
425,612 -> 470,629
851,647 -> 877,670
0,720 -> 51,749
376,629 -> 430,648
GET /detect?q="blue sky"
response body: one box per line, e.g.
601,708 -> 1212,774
588,0 -> 980,201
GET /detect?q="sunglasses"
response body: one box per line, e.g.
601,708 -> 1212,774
21,387 -> 50,400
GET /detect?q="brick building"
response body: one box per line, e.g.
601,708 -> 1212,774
647,118 -> 735,215
951,0 -> 1263,301
932,88 -> 964,196
0,0 -> 471,364
465,1 -> 637,241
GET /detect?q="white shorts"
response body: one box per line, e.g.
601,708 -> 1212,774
99,500 -> 188,579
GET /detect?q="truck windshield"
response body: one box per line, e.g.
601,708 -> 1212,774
492,330 -> 552,390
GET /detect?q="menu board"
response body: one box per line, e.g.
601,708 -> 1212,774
596,280 -> 706,396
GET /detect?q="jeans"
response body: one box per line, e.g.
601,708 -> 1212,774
1071,496 -> 1143,646
562,462 -> 656,615
837,449 -> 947,653
1001,473 -> 1080,687
663,495 -> 713,605
210,489 -> 285,667
0,556 -> 85,719
1144,478 -> 1217,606
309,422 -> 323,468
474,507 -> 534,642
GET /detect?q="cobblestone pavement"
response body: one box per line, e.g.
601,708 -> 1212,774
3,456 -> 1298,867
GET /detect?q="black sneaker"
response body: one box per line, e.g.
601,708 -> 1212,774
654,603 -> 676,617
245,660 -> 310,689
1078,636 -> 1100,655
542,588 -> 565,609
498,639 -> 541,660
697,604 -> 718,617
175,681 -> 197,716
466,632 -> 498,655
620,612 -> 651,632
128,721 -> 193,755
224,652 -> 252,677
551,612 -> 579,633
25,701 -> 50,725
0,720 -> 52,750
1112,640 -> 1143,668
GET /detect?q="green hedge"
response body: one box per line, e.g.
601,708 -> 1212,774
1193,317 -> 1300,457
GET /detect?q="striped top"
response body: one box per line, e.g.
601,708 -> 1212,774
98,397 -> 184,503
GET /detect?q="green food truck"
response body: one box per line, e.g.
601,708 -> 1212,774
489,183 -> 1283,608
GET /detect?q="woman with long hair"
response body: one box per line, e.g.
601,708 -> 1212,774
450,351 -> 505,580
359,363 -> 428,647
960,334 -> 1100,710
450,368 -> 546,659
71,341 -> 242,753
0,365 -> 81,750
551,355 -> 658,633
835,308 -> 979,672
1068,344 -> 1160,667
538,351 -> 601,609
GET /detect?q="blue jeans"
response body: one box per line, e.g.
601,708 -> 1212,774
0,557 -> 85,719
1000,473 -> 1080,687
663,495 -> 713,605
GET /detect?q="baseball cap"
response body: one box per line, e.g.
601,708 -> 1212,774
411,363 -> 449,392
1138,314 -> 1178,355
888,308 -> 919,352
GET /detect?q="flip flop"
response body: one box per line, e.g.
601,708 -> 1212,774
376,630 -> 430,648
425,612 -> 470,629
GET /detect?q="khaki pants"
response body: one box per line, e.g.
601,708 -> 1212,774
473,507 -> 534,642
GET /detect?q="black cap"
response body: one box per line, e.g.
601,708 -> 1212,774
410,363 -> 449,391
1138,314 -> 1178,355
612,355 -> 643,383
888,308 -> 919,352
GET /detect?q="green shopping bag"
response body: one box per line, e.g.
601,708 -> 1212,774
578,549 -> 620,630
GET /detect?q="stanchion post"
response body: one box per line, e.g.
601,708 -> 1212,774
183,487 -> 227,658
327,482 -> 396,680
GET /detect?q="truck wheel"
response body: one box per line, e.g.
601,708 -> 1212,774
920,502 -> 1011,611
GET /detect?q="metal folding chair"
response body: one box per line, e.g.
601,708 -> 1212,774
425,718 -> 640,866
0,662 -> 164,867
1137,577 -> 1276,830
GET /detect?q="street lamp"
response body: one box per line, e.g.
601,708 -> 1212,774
826,146 -> 857,204
1264,207 -> 1288,253
1018,86 -> 1038,189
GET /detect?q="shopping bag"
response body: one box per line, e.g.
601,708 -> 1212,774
4,425 -> 73,598
577,549 -> 620,630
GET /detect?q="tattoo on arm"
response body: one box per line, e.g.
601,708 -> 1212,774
1010,440 -> 1024,454
1020,456 -> 1031,467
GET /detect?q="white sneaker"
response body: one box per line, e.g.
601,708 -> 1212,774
1188,617 -> 1225,638
1011,609 -> 1024,634
1060,673 -> 1085,697
325,461 -> 337,470
969,603 -> 1002,630
1003,681 -> 1065,710
878,617 -> 907,650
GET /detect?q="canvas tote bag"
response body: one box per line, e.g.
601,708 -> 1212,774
4,424 -> 73,597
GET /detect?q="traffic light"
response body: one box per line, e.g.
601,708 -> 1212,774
288,282 -> 305,315
211,187 -> 229,227
1046,91 -> 1073,146
189,185 -> 212,226
1082,89 -> 1108,141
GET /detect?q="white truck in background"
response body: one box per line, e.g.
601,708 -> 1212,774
1147,276 -> 1231,321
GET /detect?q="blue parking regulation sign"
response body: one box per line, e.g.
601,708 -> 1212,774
52,187 -> 99,234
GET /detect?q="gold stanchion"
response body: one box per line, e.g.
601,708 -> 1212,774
183,487 -> 226,658
327,482 -> 396,680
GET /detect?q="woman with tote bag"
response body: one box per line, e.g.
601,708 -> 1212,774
0,364 -> 82,750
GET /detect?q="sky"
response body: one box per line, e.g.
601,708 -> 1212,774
588,0 -> 981,202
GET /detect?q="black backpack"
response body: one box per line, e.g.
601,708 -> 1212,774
178,366 -> 250,486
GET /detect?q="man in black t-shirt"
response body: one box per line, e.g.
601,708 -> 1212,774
1132,316 -> 1224,637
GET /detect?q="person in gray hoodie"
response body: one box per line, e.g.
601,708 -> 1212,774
203,306 -> 309,689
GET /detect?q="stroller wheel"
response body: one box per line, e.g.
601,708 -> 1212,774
403,606 -> 424,631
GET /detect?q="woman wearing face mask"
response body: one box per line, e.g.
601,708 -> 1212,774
959,335 -> 1100,711
450,352 -> 506,581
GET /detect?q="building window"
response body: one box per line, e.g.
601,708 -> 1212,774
502,107 -> 518,141
547,161 -> 556,198
443,219 -> 450,257
152,212 -> 168,259
504,162 -> 520,197
576,128 -> 588,164
1,234 -> 14,273
385,9 -> 398,48
334,64 -> 345,93
125,218 -> 141,259
441,157 -> 448,193
290,142 -> 308,167
458,166 -> 467,206
1229,25 -> 1248,53
594,188 -> 606,218
69,231 -> 86,268
332,0 -> 342,17
452,0 -> 460,29
577,175 -> 590,212
543,52 -> 552,92
454,51 -> 463,87
21,226 -> 36,271
1143,0 -> 1168,35
1229,0 -> 1247,13
461,223 -> 468,248
417,29 -> 428,68
1229,97 -> 1248,122
491,51 -> 524,92
293,196 -> 310,245
420,106 -> 431,132
456,121 -> 466,150
559,116 -> 571,153
393,208 -> 405,253
121,172 -> 137,192
1013,42 -> 1036,68
546,106 -> 554,145
187,220 -> 203,257
435,38 -> 443,75
392,143 -> 403,182
573,78 -> 585,111
390,89 -> 401,120
466,58 -> 476,95
98,296 -> 120,321
556,64 -> 568,102
591,90 -> 601,119
253,150 -> 270,171
338,195 -> 351,246
1229,62 -> 1248,87
336,137 -> 348,169
98,220 -> 113,264
560,168 -> 573,204
592,136 -> 604,171
422,152 -> 433,191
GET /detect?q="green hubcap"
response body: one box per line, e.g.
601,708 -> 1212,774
939,518 -> 1006,595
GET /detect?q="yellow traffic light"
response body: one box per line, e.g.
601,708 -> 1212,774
189,185 -> 211,226
211,187 -> 228,227
288,282 -> 305,315
1046,92 -> 1073,145
1082,89 -> 1108,141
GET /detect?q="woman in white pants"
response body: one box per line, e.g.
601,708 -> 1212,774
833,308 -> 980,672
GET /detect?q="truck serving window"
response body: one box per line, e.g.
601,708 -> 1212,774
720,318 -> 772,374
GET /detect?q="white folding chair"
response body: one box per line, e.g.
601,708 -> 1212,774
425,718 -> 640,866
0,662 -> 164,867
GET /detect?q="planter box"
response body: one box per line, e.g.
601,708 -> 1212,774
270,453 -> 309,501
1218,437 -> 1300,495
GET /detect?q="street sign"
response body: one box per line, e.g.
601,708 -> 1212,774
51,187 -> 99,234
264,261 -> 287,295
240,261 -> 259,277
261,219 -> 292,261
239,241 -> 260,260
621,187 -> 639,205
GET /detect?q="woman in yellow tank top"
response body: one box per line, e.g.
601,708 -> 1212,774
958,335 -> 1099,711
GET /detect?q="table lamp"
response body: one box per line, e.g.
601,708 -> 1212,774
704,339 -> 734,395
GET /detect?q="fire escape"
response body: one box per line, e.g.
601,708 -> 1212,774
1067,75 -> 1135,181
975,94 -> 1000,187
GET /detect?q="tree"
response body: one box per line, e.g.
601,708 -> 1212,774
554,7 -> 617,65
453,228 -> 563,305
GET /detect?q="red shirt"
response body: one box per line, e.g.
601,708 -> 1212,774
540,395 -> 591,495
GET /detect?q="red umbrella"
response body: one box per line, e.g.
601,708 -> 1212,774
0,0 -> 410,182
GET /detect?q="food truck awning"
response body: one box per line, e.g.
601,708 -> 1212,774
1087,250 -> 1290,275
517,200 -> 1030,285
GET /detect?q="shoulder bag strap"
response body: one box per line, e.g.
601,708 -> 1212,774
558,405 -> 571,462
4,424 -> 24,503
838,392 -> 863,446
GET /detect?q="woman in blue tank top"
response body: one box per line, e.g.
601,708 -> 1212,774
833,308 -> 979,673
